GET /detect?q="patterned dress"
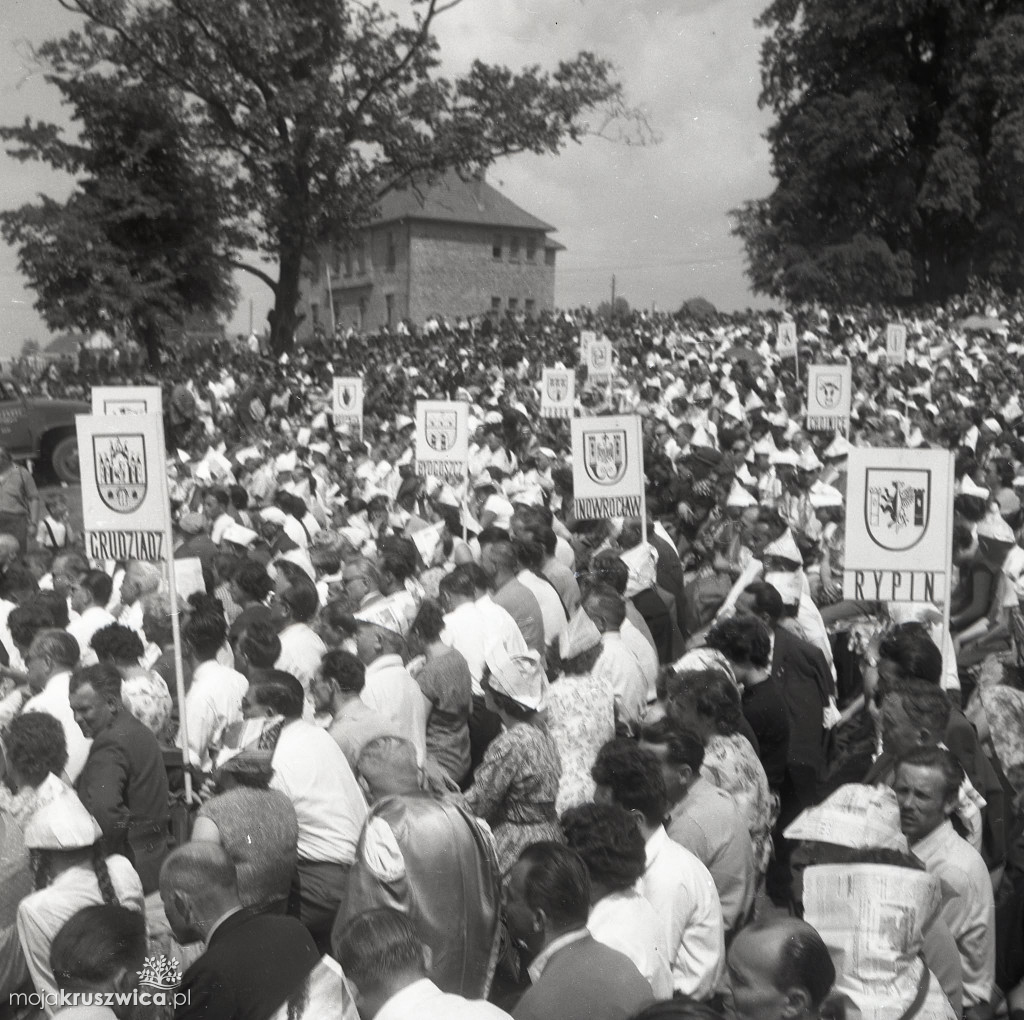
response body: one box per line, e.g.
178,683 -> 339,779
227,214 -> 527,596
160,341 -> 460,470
702,732 -> 776,876
464,721 -> 562,877
546,671 -> 615,814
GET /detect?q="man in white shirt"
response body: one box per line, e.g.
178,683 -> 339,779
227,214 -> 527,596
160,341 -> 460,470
583,587 -> 648,735
514,539 -> 568,650
203,488 -> 235,546
179,604 -> 248,772
22,629 -> 90,781
271,582 -> 326,694
335,908 -> 512,1020
894,747 -> 995,1019
66,569 -> 115,667
592,739 -> 726,1000
353,619 -> 427,767
246,671 -> 368,955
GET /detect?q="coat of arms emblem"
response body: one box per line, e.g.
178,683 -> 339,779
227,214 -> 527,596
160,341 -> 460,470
815,374 -> 842,410
546,374 -> 569,402
590,343 -> 610,370
584,430 -> 627,486
424,411 -> 458,453
94,434 -> 147,514
865,468 -> 929,551
340,385 -> 356,409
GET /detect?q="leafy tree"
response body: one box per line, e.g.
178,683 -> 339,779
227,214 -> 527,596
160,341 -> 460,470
19,339 -> 40,358
10,0 -> 632,354
597,296 -> 631,320
2,79 -> 237,367
733,1 -> 1024,305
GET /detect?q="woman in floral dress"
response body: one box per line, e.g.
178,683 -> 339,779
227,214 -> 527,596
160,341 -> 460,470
464,650 -> 562,877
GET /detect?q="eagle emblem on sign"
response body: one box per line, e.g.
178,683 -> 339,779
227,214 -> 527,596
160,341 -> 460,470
865,468 -> 929,551
94,434 -> 147,514
815,373 -> 843,410
584,430 -> 627,486
546,374 -> 569,402
424,411 -> 458,453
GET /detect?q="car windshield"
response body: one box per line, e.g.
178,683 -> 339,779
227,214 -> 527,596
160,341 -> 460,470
0,381 -> 21,402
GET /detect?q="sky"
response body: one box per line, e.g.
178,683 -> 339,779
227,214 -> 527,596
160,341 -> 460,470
0,0 -> 776,357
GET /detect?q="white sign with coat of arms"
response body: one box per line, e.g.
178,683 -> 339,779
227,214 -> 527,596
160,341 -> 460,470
571,414 -> 645,520
805,364 -> 852,433
585,338 -> 614,385
843,447 -> 954,603
415,400 -> 468,481
886,323 -> 907,364
540,368 -> 575,419
77,413 -> 170,564
332,377 -> 363,437
92,386 -> 163,417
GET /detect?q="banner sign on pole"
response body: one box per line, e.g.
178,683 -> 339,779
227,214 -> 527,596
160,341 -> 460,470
91,386 -> 163,417
580,330 -> 597,364
332,377 -> 363,436
586,338 -> 614,385
77,413 -> 171,564
886,324 -> 907,365
777,322 -> 798,359
570,414 -> 646,520
805,364 -> 852,433
415,400 -> 469,481
540,368 -> 575,419
842,447 -> 954,602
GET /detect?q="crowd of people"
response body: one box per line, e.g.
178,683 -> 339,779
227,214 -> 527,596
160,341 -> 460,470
2,289 -> 1024,1020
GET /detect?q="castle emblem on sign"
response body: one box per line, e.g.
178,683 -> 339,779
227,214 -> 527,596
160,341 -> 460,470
94,434 -> 147,514
546,374 -> 569,401
424,411 -> 458,452
866,469 -> 930,552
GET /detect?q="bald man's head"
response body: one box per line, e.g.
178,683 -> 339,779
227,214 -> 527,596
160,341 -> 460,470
357,735 -> 421,800
159,842 -> 240,944
727,918 -> 835,1020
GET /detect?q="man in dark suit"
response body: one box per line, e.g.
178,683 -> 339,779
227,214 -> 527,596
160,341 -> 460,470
507,842 -> 653,1020
736,582 -> 833,905
70,663 -> 169,894
161,842 -> 318,1020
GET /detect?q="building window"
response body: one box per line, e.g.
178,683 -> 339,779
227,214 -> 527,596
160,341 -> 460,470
344,248 -> 352,278
358,297 -> 367,330
491,296 -> 501,317
386,233 -> 396,272
492,235 -> 502,260
357,242 -> 366,275
525,298 -> 536,316
509,235 -> 520,261
508,297 -> 519,313
331,246 -> 341,275
311,302 -> 320,326
544,248 -> 555,266
526,237 -> 536,262
385,293 -> 394,327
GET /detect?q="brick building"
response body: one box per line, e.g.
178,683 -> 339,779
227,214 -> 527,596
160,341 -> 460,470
297,173 -> 562,336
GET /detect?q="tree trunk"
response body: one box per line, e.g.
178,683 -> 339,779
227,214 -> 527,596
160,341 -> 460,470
133,316 -> 164,370
268,244 -> 306,355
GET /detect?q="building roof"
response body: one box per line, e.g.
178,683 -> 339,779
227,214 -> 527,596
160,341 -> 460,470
375,173 -> 555,232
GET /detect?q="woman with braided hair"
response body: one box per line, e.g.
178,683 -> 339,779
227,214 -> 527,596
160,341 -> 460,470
16,783 -> 144,1008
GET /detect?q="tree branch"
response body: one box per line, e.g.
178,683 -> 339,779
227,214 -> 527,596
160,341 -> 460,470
227,258 -> 277,292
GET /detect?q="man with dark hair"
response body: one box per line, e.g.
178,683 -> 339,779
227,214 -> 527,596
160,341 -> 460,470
235,620 -> 282,676
479,530 -> 545,655
67,569 -> 115,664
180,602 -> 248,773
203,487 -> 234,545
592,739 -> 725,1000
640,723 -> 755,934
894,747 -> 995,1017
583,587 -> 649,732
591,550 -> 670,664
507,843 -> 653,1020
271,581 -> 326,696
726,917 -> 836,1020
335,908 -> 511,1019
312,648 -> 393,769
70,663 -> 168,894
161,842 -> 318,1020
245,669 -> 367,954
